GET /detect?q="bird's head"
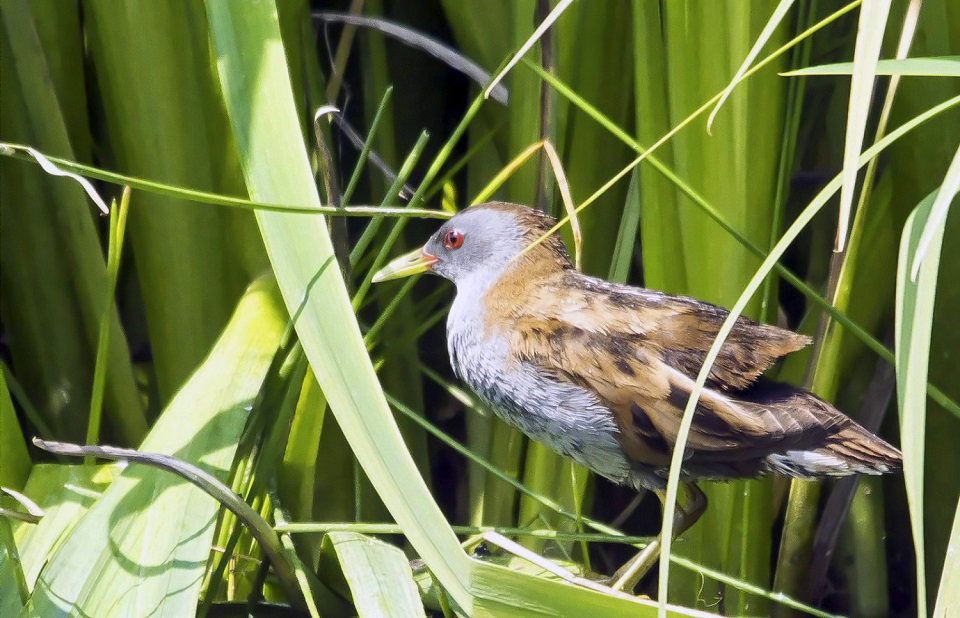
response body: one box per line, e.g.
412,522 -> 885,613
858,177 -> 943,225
373,202 -> 572,287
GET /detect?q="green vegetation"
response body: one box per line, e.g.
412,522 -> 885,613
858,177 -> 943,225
1,1 -> 957,616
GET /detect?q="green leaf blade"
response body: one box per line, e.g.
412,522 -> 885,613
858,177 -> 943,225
784,56 -> 960,77
896,189 -> 948,618
323,531 -> 426,618
203,0 -> 471,609
23,278 -> 288,617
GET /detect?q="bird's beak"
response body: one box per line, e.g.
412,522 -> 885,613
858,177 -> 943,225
372,247 -> 438,282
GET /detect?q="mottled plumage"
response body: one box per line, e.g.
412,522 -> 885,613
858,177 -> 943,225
373,200 -> 902,591
387,201 -> 901,493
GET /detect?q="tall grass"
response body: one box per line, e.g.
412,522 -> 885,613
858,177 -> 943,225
1,1 -> 958,616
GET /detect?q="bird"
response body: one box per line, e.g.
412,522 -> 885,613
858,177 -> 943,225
373,201 -> 901,592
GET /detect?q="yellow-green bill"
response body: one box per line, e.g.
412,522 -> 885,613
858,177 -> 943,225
372,247 -> 436,282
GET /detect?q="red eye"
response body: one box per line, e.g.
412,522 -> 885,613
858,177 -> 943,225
443,230 -> 464,249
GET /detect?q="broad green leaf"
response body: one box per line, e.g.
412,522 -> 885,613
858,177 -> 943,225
321,532 -> 425,618
83,0 -> 260,402
23,277 -> 288,617
896,189 -> 947,618
203,0 -> 471,609
630,0 -> 684,294
0,367 -> 30,490
883,6 -> 960,600
280,371 -> 326,524
471,560 -> 718,618
0,464 -> 114,616
0,0 -> 146,444
784,55 -> 960,77
707,0 -> 797,131
934,495 -> 960,617
911,146 -> 960,280
0,1 -> 145,444
0,520 -> 25,614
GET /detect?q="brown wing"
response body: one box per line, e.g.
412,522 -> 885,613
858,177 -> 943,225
645,293 -> 811,390
508,314 -> 840,470
523,274 -> 812,391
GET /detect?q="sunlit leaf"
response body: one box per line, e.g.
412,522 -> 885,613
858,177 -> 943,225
23,278 -> 287,616
471,560 -> 719,618
835,0 -> 892,251
896,189 -> 948,618
322,531 -> 425,618
784,55 -> 960,77
934,495 -> 960,618
0,464 -> 114,616
203,0 -> 472,609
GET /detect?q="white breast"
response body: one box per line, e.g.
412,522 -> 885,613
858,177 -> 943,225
446,277 -> 634,487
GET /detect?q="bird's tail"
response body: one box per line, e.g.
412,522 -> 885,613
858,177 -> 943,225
817,421 -> 902,475
744,384 -> 903,478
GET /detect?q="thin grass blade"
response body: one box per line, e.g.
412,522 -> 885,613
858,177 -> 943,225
835,0 -> 892,251
784,55 -> 960,76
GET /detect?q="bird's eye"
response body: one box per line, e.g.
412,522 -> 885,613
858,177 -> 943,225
443,229 -> 464,250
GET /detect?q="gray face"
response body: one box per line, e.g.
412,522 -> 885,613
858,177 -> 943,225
422,208 -> 526,286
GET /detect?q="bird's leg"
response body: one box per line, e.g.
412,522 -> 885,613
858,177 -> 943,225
609,483 -> 707,593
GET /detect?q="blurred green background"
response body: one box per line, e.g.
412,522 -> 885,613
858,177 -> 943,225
1,1 -> 958,616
